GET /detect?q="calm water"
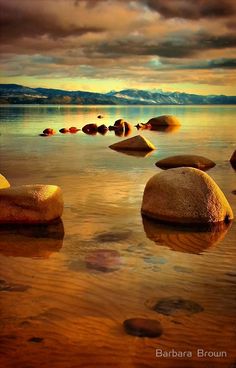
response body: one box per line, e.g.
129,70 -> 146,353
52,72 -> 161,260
0,105 -> 236,368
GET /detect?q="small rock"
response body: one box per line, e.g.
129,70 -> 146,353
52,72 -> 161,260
82,124 -> 98,135
0,174 -> 10,189
43,128 -> 56,135
109,135 -> 156,152
28,337 -> 44,343
97,115 -> 103,119
141,167 -> 233,224
146,115 -> 181,129
97,124 -> 108,135
232,190 -> 236,195
123,318 -> 163,338
0,185 -> 64,224
85,249 -> 121,272
69,127 -> 80,133
59,128 -> 69,134
155,155 -> 216,170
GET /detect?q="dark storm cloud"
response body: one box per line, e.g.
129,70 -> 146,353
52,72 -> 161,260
96,32 -> 236,59
142,0 -> 236,19
0,0 -> 104,42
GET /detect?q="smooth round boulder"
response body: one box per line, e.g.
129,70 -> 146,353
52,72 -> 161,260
146,115 -> 181,129
0,185 -> 64,224
0,174 -> 10,189
155,155 -> 216,171
141,167 -> 233,224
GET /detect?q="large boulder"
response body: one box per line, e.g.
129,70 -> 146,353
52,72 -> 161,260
141,167 -> 233,224
0,185 -> 63,224
155,155 -> 215,170
0,174 -> 10,189
109,135 -> 156,152
146,115 -> 181,130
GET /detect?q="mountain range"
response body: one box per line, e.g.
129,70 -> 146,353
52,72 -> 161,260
0,84 -> 236,105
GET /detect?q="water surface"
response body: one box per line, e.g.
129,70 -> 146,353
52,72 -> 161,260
0,105 -> 236,368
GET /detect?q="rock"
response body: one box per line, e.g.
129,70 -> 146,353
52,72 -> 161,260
109,135 -> 156,152
141,167 -> 233,224
59,128 -> 69,134
108,125 -> 116,131
85,249 -> 121,272
97,115 -> 103,119
82,124 -> 98,135
0,185 -> 64,224
147,297 -> 204,316
97,124 -> 108,135
155,155 -> 216,171
0,174 -> 10,189
123,318 -> 163,338
43,128 -> 56,135
69,127 -> 80,133
230,150 -> 236,163
114,119 -> 132,136
146,115 -> 181,130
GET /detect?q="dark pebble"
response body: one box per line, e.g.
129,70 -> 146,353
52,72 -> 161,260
94,231 -> 130,243
123,318 -> 163,338
232,190 -> 236,195
28,337 -> 44,343
150,297 -> 204,316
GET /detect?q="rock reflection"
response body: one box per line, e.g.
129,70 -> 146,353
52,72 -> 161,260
142,216 -> 231,254
148,125 -> 180,133
0,219 -> 64,258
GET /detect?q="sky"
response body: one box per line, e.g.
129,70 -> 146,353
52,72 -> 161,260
0,0 -> 236,95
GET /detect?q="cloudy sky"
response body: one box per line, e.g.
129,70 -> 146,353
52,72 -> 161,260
0,0 -> 236,94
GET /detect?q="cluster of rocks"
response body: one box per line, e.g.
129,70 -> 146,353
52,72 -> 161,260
0,174 -> 63,224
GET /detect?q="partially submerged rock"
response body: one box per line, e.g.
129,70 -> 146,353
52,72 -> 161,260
123,318 -> 163,338
97,124 -> 108,135
141,167 -> 233,224
82,124 -> 98,135
146,115 -> 181,130
43,128 -> 56,135
230,150 -> 236,163
113,119 -> 132,136
0,185 -> 63,224
69,127 -> 80,133
155,155 -> 215,170
109,135 -> 156,152
0,174 -> 10,189
59,128 -> 69,134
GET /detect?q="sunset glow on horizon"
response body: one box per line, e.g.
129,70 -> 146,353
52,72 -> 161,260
1,0 -> 236,95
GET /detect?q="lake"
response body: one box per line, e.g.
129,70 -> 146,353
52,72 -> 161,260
0,105 -> 236,368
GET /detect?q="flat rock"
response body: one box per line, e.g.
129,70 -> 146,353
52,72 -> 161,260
147,115 -> 181,129
0,174 -> 10,189
0,185 -> 64,224
155,155 -> 215,170
109,135 -> 155,152
123,318 -> 163,338
141,167 -> 233,224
